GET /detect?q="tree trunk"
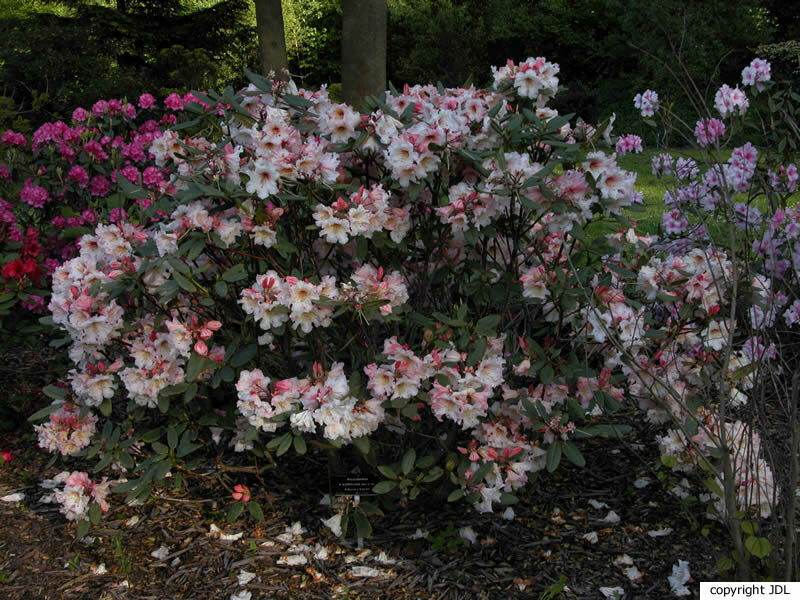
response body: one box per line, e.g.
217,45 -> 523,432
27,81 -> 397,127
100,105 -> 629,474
254,0 -> 289,79
342,0 -> 387,106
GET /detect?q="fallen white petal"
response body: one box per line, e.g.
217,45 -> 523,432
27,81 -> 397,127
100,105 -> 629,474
0,492 -> 24,502
277,554 -> 307,566
588,499 -> 609,510
614,554 -> 634,567
375,551 -> 396,565
208,524 -> 223,538
409,528 -> 429,539
502,507 -> 515,520
237,570 -> 256,586
150,545 -> 170,560
459,526 -> 477,544
321,513 -> 343,537
349,566 -> 381,578
125,516 -> 140,527
600,586 -> 625,598
170,557 -> 181,567
668,560 -> 691,596
314,545 -> 330,560
221,531 -> 244,542
581,531 -> 599,544
624,566 -> 642,582
230,591 -> 252,600
92,563 -> 107,575
647,527 -> 673,537
287,521 -> 305,536
602,510 -> 621,523
633,478 -> 651,488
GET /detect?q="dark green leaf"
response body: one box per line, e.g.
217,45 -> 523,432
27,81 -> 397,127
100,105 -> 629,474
562,441 -> 585,467
227,501 -> 244,523
546,442 -> 562,472
76,519 -> 90,539
28,402 -> 62,422
401,449 -> 416,475
222,264 -> 248,282
373,480 -> 397,494
42,385 -> 67,401
466,337 -> 488,366
230,344 -> 257,368
248,501 -> 265,522
377,465 -> 397,479
353,509 -> 372,538
447,488 -> 465,502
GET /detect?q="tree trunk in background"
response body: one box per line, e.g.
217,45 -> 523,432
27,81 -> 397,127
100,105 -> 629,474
254,0 -> 289,79
342,0 -> 387,106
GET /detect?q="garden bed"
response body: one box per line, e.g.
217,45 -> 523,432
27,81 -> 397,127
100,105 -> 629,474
1,424 -> 723,600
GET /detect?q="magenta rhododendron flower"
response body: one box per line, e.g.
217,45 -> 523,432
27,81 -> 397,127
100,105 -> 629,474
72,107 -> 89,122
1,130 -> 26,148
164,93 -> 184,111
20,179 -> 50,208
138,93 -> 156,109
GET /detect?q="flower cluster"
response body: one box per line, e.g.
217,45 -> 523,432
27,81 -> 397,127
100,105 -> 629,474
236,361 -> 385,443
312,185 -> 410,244
35,403 -> 97,456
0,91 -> 204,325
714,84 -> 749,118
694,118 -> 725,147
615,134 -> 643,156
633,89 -> 659,117
41,471 -> 113,521
741,58 -> 771,92
491,57 -> 560,105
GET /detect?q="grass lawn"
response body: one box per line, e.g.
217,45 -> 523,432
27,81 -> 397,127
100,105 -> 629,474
616,147 -> 798,240
616,148 -> 670,234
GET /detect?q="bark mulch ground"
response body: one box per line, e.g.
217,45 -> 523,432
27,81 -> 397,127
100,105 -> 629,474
0,345 -> 726,599
1,426 -> 726,600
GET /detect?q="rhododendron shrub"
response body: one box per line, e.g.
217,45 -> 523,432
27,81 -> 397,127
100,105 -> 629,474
608,57 -> 800,577
0,93 -> 202,335
31,60 -> 652,536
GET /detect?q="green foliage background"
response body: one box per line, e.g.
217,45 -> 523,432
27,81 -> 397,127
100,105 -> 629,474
0,0 -> 798,133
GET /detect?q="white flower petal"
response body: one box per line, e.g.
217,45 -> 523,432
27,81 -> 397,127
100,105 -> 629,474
614,554 -> 634,567
602,510 -> 621,523
647,527 -> 673,537
237,570 -> 256,586
459,526 -> 477,544
600,586 -> 625,598
277,554 -> 307,566
624,566 -> 643,582
581,531 -> 599,544
349,566 -> 381,578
